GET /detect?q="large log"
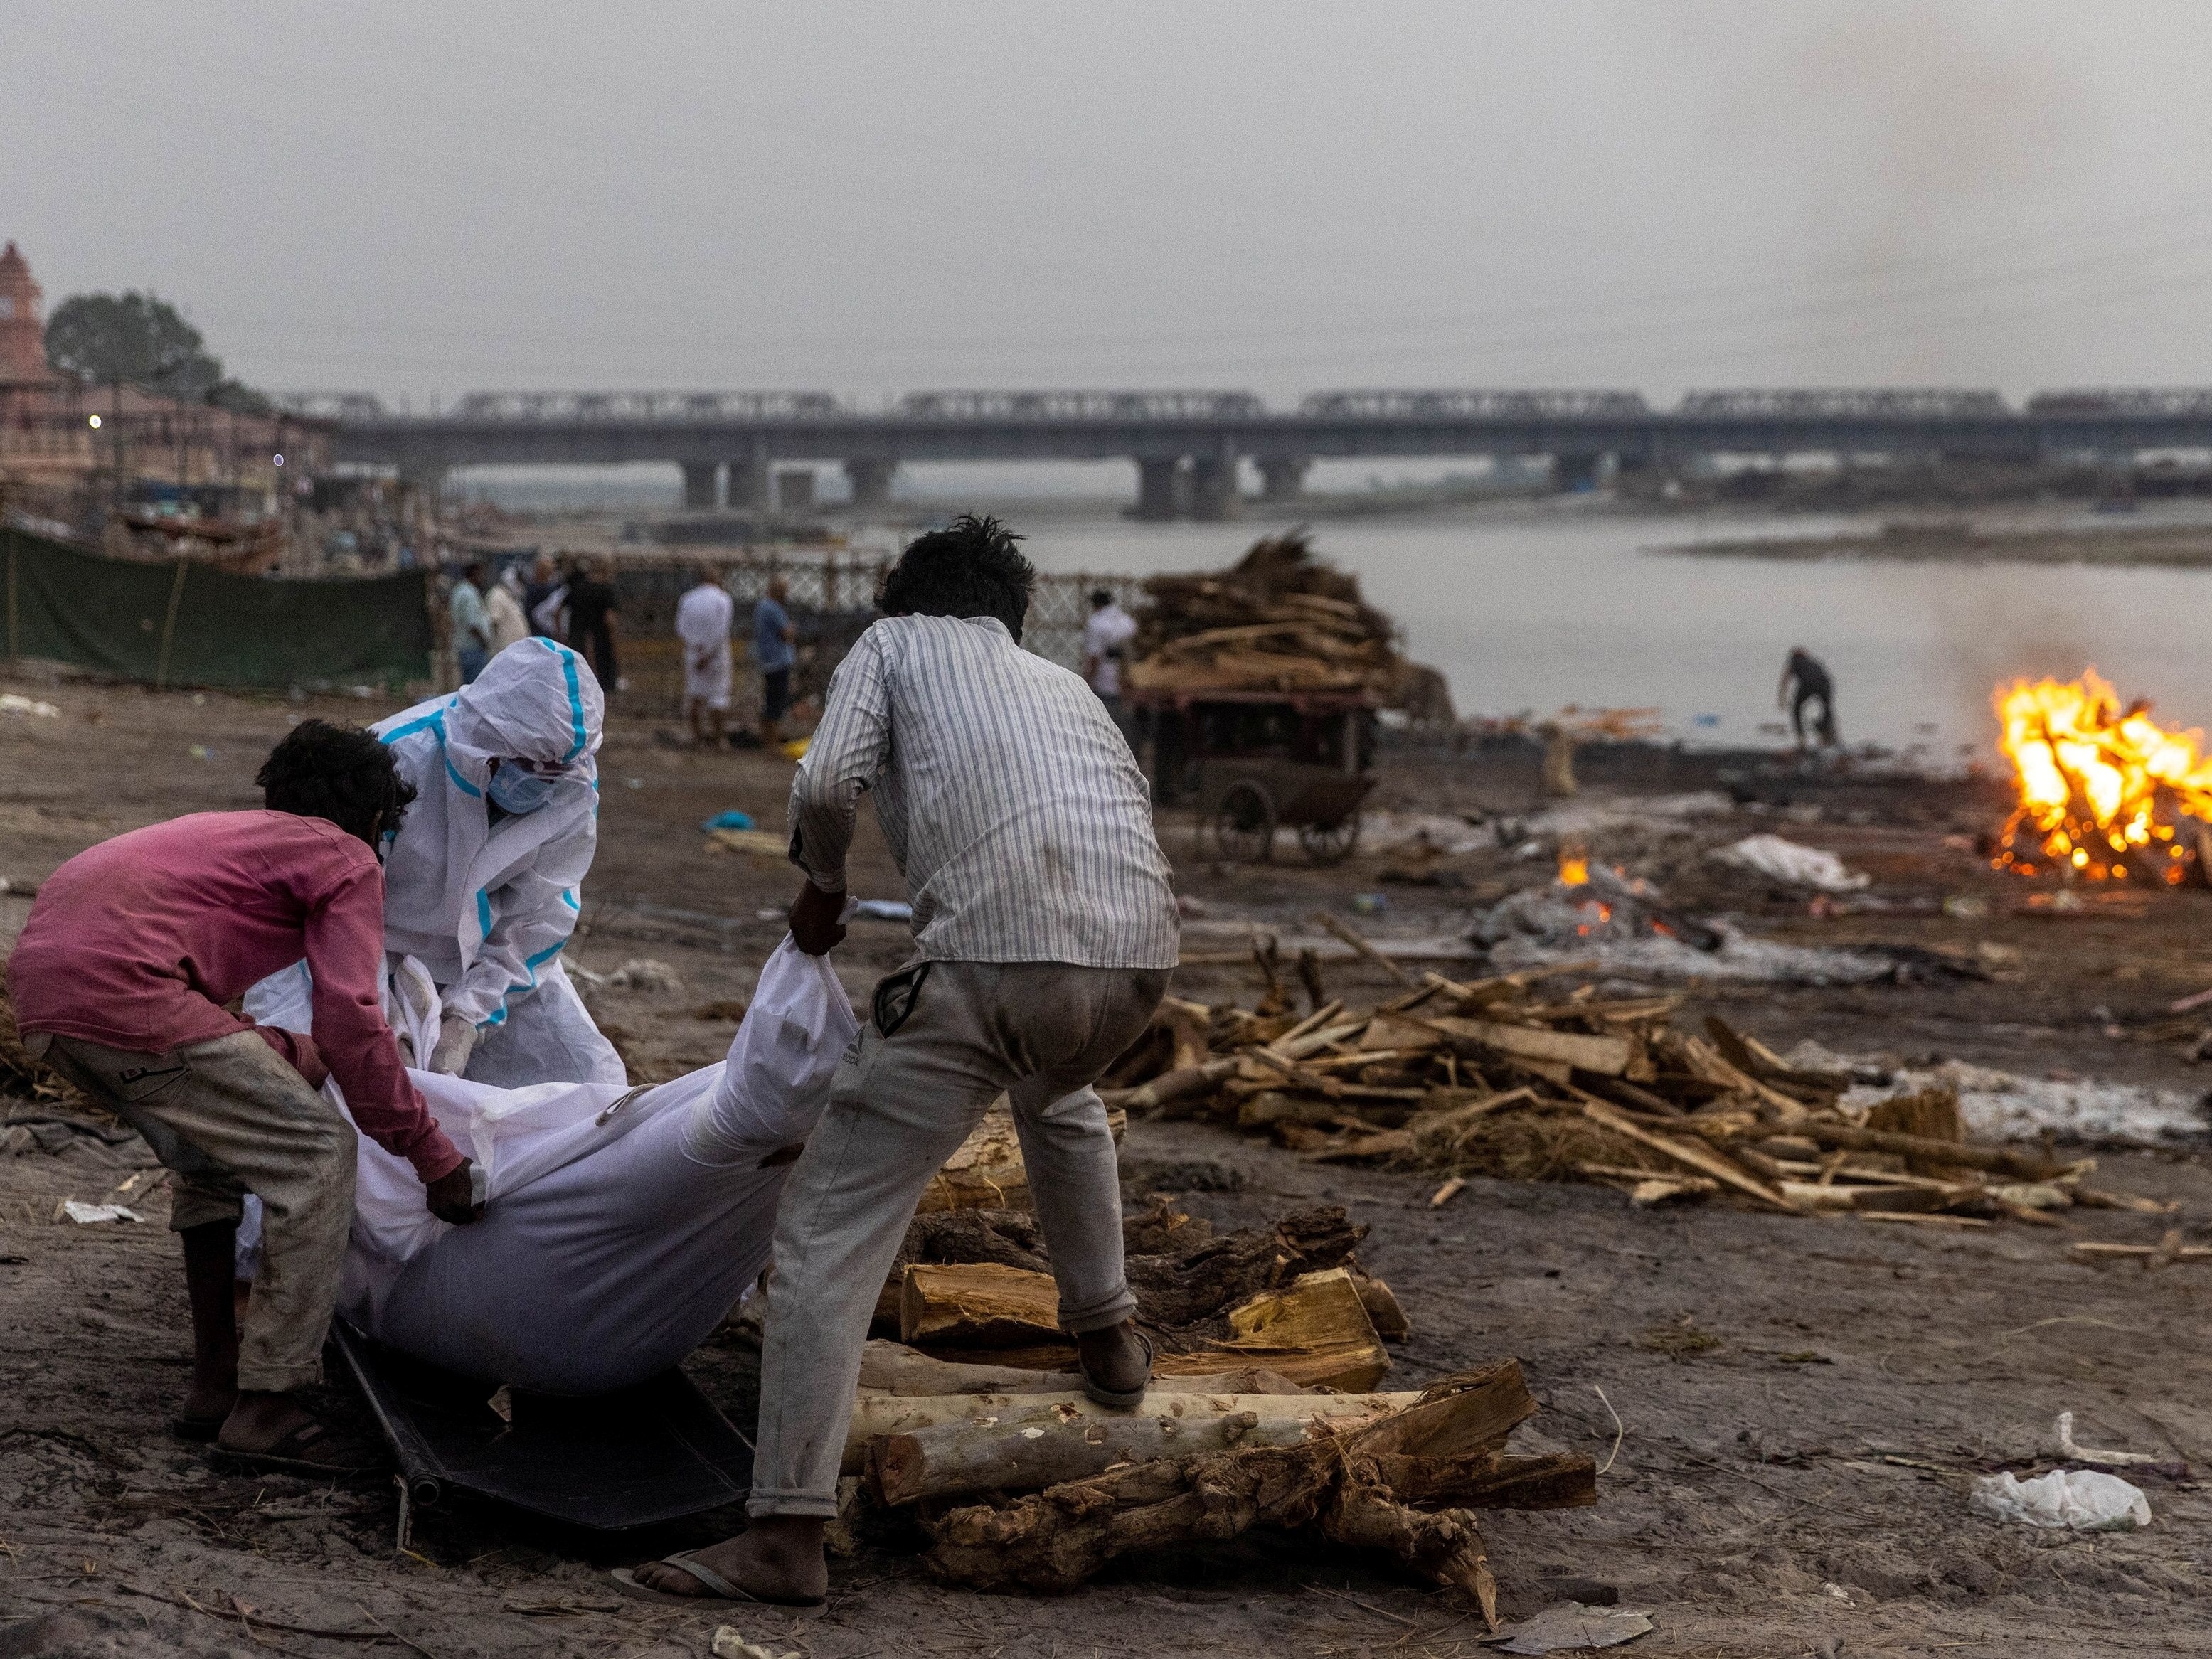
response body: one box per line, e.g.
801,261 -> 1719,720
919,1360 -> 1542,1620
865,1389 -> 1415,1502
858,1340 -> 1076,1398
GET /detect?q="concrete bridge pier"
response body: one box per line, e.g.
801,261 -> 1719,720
1551,450 -> 1606,493
681,462 -> 720,509
1257,457 -> 1309,502
844,457 -> 896,509
726,457 -> 767,509
1134,457 -> 1184,521
1189,453 -> 1241,520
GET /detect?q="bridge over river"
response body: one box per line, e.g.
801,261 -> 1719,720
287,387 -> 2212,519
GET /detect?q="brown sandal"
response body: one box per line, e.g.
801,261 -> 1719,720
208,1417 -> 376,1478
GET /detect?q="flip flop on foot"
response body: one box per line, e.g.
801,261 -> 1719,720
169,1413 -> 227,1443
208,1417 -> 376,1478
612,1551 -> 824,1608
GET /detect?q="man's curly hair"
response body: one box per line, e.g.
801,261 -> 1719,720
876,513 -> 1036,641
256,720 -> 418,848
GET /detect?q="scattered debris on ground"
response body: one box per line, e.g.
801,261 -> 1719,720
1095,949 -> 2147,1227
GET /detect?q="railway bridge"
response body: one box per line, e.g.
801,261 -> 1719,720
286,387 -> 2212,519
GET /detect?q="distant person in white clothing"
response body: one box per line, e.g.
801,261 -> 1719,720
1081,587 -> 1138,740
675,568 -> 736,746
485,569 -> 531,655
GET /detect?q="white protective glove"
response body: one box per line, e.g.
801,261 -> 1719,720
429,1016 -> 479,1077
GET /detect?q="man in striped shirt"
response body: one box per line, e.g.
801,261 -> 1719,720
627,515 -> 1178,1608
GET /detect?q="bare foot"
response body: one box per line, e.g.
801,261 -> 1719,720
1075,1320 -> 1151,1398
632,1517 -> 827,1604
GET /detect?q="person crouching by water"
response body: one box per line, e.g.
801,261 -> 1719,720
1780,646 -> 1838,750
6,721 -> 483,1473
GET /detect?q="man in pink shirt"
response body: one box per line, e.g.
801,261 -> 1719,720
10,720 -> 483,1473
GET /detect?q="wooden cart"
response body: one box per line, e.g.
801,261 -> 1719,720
1129,688 -> 1378,865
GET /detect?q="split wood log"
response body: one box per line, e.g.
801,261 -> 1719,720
1416,1015 -> 1637,1079
1351,1272 -> 1412,1341
1309,912 -> 1418,988
900,1262 -> 1061,1348
914,1104 -> 1127,1213
898,1261 -> 1392,1392
1578,1100 -> 1793,1211
919,1360 -> 1544,1621
1189,1266 -> 1391,1391
866,1389 -> 1415,1502
1127,1205 -> 1366,1328
1356,1451 -> 1597,1511
1795,1120 -> 2073,1181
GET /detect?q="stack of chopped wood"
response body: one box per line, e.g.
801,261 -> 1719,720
1095,956 -> 2148,1227
841,1176 -> 1591,1620
1125,528 -> 1408,700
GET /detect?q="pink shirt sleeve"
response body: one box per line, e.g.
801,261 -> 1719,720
301,848 -> 463,1183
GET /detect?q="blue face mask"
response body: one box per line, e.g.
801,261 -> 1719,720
486,763 -> 559,815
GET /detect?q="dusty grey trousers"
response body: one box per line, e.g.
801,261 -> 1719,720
749,959 -> 1169,1518
35,1029 -> 358,1393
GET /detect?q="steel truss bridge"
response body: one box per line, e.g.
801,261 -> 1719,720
285,386 -> 2212,519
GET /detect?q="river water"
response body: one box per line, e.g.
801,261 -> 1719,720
1001,506 -> 2212,764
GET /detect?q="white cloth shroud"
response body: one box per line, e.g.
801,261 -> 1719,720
251,933 -> 858,1394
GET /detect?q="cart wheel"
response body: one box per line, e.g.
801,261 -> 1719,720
1208,781 -> 1277,863
1300,815 -> 1361,866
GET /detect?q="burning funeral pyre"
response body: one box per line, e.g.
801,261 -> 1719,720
1992,670 -> 2212,885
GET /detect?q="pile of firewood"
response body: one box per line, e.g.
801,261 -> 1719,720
1125,528 -> 1408,700
838,1182 -> 1592,1621
1093,952 -> 2158,1227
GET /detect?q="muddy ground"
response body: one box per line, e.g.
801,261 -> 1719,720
4,671 -> 2211,1658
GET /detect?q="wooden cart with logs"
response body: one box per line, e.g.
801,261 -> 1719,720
1132,687 -> 1379,866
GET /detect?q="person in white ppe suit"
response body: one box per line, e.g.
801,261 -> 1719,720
371,637 -> 624,1088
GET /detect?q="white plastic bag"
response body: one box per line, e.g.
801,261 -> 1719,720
683,930 -> 860,1164
1969,1468 -> 2152,1532
1711,833 -> 1870,892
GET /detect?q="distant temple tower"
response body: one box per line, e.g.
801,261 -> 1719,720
0,242 -> 53,384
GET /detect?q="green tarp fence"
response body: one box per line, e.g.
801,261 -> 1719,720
3,526 -> 433,691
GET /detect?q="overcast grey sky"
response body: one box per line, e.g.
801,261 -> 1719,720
8,1 -> 2212,405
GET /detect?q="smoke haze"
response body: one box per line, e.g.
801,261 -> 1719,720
4,1 -> 2207,401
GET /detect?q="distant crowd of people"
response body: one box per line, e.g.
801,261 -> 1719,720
446,558 -> 799,752
448,555 -> 621,692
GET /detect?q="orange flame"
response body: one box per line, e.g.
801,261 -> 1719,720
1993,670 -> 2211,883
1558,851 -> 1590,886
